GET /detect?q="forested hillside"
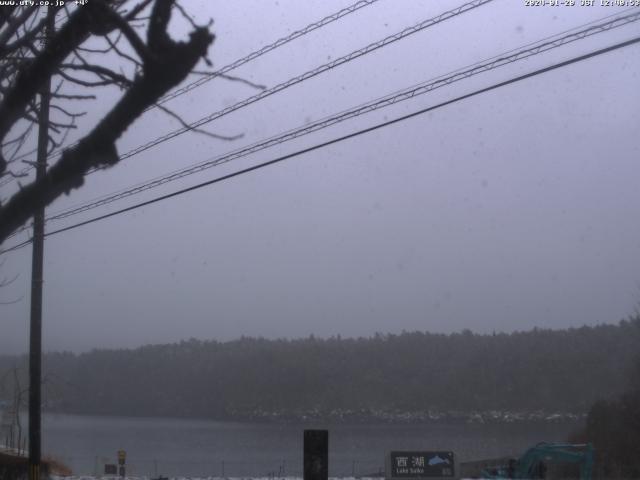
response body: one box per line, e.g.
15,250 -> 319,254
1,319 -> 639,422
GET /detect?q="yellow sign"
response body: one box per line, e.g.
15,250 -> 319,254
117,450 -> 126,464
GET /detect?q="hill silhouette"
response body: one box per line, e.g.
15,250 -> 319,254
1,318 -> 638,422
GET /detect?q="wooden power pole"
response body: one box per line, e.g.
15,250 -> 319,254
29,9 -> 53,480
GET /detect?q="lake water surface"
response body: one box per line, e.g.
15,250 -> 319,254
41,413 -> 580,477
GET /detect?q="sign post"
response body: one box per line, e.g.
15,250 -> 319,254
304,429 -> 328,480
386,451 -> 457,480
117,450 -> 126,477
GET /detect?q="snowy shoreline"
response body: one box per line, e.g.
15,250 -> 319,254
51,477 -> 381,480
220,408 -> 585,424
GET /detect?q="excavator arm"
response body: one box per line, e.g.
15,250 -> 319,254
515,443 -> 593,479
480,442 -> 594,480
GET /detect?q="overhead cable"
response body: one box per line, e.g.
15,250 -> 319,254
7,8 -> 638,242
3,0 -> 493,187
103,0 -> 494,165
40,10 -> 640,224
2,34 -> 638,256
0,0 -> 381,185
153,0 -> 381,107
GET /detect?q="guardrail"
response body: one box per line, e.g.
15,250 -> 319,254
47,456 -> 384,478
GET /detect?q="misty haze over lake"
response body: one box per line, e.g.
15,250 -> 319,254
1,0 -> 639,355
1,0 -> 640,478
42,413 -> 578,477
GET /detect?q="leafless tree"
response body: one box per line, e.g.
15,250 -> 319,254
0,258 -> 22,304
0,363 -> 69,452
0,0 -> 217,245
0,366 -> 28,453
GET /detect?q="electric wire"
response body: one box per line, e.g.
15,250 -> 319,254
24,0 -> 597,232
45,6 -> 638,223
5,6 -> 639,240
37,10 -> 640,225
2,0 -> 491,186
39,6 -> 640,222
5,7 -> 637,242
153,0 -> 381,108
93,0 -> 494,168
2,34 -> 638,256
0,0 -> 381,185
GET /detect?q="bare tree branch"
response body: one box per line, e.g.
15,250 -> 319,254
0,3 -> 103,172
104,30 -> 143,67
218,72 -> 267,91
122,0 -> 155,21
155,102 -> 243,141
51,93 -> 97,100
0,7 -> 39,53
50,103 -> 86,119
0,0 -> 215,243
59,63 -> 133,87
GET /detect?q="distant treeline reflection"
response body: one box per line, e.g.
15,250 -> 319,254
1,318 -> 638,422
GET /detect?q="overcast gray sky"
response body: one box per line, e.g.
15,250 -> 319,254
1,0 -> 639,354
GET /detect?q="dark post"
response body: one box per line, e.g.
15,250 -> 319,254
28,9 -> 53,480
304,429 -> 328,480
118,449 -> 126,477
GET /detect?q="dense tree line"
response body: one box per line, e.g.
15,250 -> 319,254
1,318 -> 639,421
579,355 -> 640,479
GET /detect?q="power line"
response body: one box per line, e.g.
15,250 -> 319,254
0,0 -> 381,185
3,34 -> 638,256
2,0 -> 493,187
6,8 -> 638,244
152,0 -> 381,108
100,0 -> 493,167
45,8 -> 639,224
37,10 -> 640,226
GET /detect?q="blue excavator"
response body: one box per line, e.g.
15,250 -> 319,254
481,442 -> 594,480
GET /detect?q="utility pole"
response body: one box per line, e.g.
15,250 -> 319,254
29,8 -> 53,480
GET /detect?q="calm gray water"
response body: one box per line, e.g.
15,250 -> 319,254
41,413 -> 579,477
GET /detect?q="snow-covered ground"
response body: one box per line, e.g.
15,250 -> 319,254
51,477 -> 379,480
50,477 -> 475,480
